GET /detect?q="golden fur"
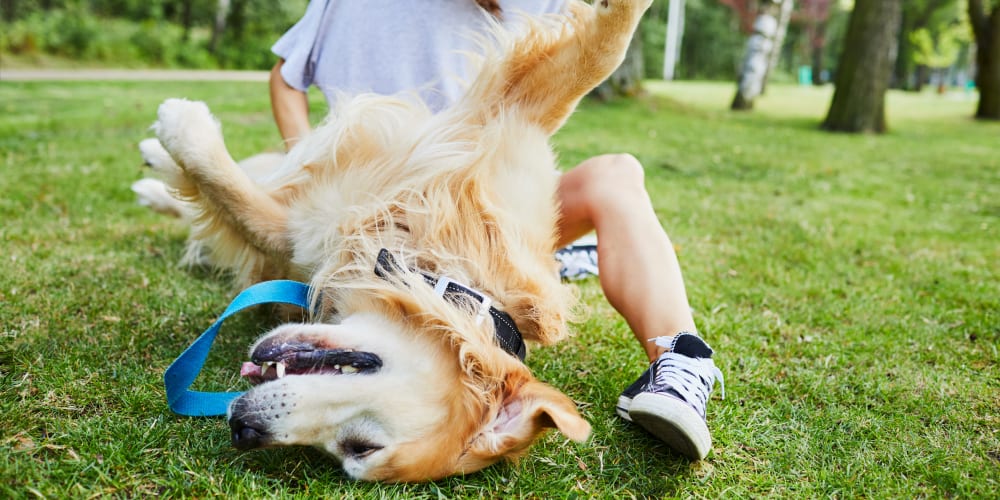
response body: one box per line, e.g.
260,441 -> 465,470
142,0 -> 651,482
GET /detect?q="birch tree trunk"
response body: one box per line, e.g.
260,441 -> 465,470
762,0 -> 794,93
662,0 -> 686,81
822,0 -> 903,133
731,1 -> 783,110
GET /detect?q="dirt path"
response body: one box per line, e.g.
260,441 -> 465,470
1,69 -> 269,82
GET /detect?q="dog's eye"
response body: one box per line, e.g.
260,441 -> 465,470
343,440 -> 382,459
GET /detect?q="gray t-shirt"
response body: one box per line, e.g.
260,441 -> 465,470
272,0 -> 566,112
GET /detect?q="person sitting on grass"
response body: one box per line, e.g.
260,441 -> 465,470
268,0 -> 725,460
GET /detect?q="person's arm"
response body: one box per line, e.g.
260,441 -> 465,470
270,59 -> 312,151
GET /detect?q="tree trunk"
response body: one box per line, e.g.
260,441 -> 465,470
914,64 -> 929,92
762,0 -> 794,93
1,0 -> 16,22
662,0 -> 686,81
811,31 -> 826,85
181,0 -> 194,42
822,0 -> 902,133
209,0 -> 231,54
228,0 -> 248,41
895,0 -> 956,90
731,1 -> 784,110
893,9 -> 914,90
592,27 -> 645,99
969,0 -> 1000,120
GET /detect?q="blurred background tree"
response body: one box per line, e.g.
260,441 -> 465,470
0,0 -> 993,120
968,0 -> 1000,120
894,0 -> 963,92
730,0 -> 795,110
822,0 -> 903,133
910,17 -> 971,93
797,0 -> 835,85
0,0 -> 843,77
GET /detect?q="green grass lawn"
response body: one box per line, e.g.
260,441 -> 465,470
1,79 -> 997,498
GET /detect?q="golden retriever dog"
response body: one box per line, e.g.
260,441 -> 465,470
140,0 -> 650,482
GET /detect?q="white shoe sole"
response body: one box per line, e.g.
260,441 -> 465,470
628,392 -> 712,460
616,395 -> 633,422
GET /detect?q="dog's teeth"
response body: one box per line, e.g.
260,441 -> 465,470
261,361 -> 275,373
275,362 -> 286,379
341,365 -> 358,374
333,364 -> 341,371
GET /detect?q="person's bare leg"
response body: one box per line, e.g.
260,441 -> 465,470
558,154 -> 723,461
555,153 -> 696,362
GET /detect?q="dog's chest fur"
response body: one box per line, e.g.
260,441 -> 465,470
282,105 -> 562,314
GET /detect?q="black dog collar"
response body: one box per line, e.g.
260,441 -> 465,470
374,248 -> 527,361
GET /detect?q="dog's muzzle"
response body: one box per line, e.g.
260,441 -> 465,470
228,398 -> 269,450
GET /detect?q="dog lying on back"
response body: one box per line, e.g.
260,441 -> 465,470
138,0 -> 650,482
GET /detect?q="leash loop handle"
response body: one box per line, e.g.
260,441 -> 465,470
163,280 -> 311,417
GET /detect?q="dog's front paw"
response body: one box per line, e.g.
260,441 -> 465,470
153,98 -> 224,169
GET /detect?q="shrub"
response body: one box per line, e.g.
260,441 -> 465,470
0,8 -> 219,68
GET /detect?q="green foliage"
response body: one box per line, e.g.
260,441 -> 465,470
210,0 -> 306,69
895,0 -> 971,89
2,8 -> 109,60
642,0 -> 852,83
1,7 -> 217,68
1,0 -> 305,69
644,0 -> 747,80
910,23 -> 970,69
907,2 -> 971,71
1,79 -> 997,497
641,9 -> 669,78
126,20 -> 214,68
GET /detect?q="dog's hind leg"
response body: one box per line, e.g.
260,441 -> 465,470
468,0 -> 651,134
131,138 -> 193,219
153,98 -> 291,259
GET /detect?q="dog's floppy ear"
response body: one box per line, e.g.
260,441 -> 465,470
458,379 -> 590,471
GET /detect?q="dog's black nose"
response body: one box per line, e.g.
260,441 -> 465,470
229,416 -> 267,450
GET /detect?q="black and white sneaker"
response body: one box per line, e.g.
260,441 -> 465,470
555,236 -> 598,280
616,366 -> 649,422
619,332 -> 724,460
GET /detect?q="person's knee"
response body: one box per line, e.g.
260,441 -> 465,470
580,153 -> 646,197
557,154 -> 648,240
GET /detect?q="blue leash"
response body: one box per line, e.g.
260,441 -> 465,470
163,280 -> 312,417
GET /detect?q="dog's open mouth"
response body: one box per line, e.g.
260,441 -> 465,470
240,342 -> 382,385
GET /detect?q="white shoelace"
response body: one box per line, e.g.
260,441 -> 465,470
650,338 -> 725,419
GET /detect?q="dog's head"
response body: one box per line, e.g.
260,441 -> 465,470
227,276 -> 590,482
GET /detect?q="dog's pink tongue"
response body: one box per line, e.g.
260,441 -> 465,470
240,362 -> 262,379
